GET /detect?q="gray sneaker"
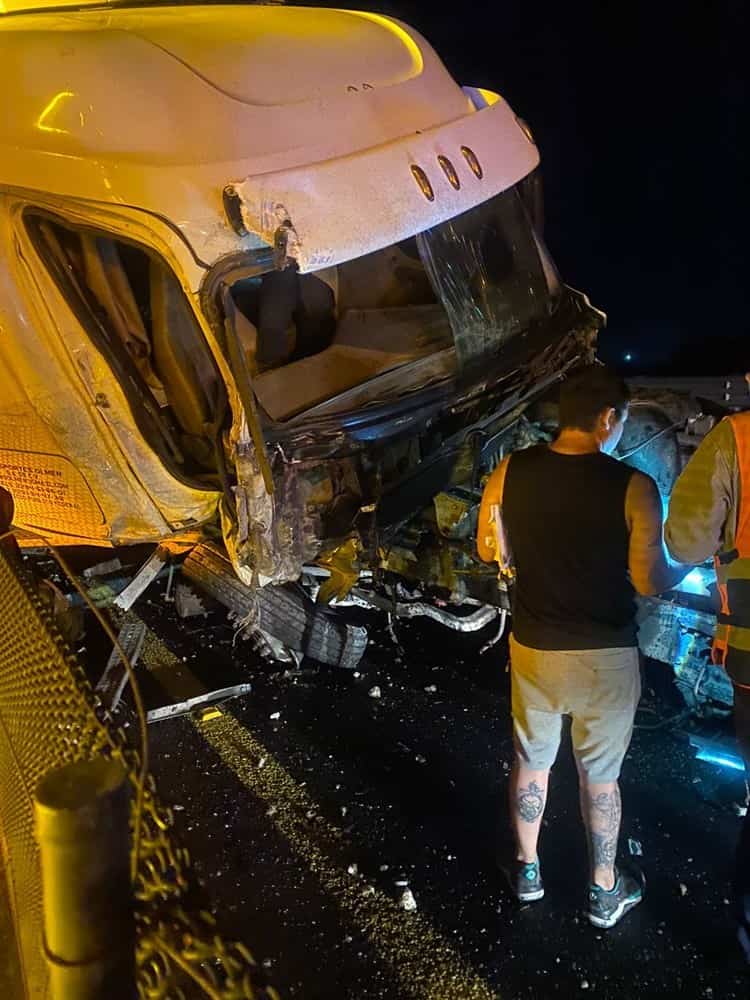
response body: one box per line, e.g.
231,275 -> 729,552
588,870 -> 644,928
503,859 -> 545,903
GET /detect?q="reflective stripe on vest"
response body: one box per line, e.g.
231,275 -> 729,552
712,412 -> 750,670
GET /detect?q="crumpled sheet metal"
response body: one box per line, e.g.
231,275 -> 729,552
229,95 -> 538,274
224,443 -> 319,589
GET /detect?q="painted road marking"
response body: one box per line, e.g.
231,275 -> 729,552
137,619 -> 500,1000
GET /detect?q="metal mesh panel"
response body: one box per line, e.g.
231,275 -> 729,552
0,539 -> 280,1000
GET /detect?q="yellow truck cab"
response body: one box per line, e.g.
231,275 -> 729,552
0,2 -> 604,665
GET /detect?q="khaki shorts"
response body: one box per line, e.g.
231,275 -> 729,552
509,636 -> 641,783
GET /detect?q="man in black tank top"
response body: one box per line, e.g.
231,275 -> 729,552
478,366 -> 685,928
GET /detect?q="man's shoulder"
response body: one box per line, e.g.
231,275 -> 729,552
508,445 -> 546,467
599,451 -> 645,485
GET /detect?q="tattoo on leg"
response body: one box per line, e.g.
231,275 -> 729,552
587,786 -> 622,872
591,831 -> 617,869
590,787 -> 622,835
517,781 -> 545,823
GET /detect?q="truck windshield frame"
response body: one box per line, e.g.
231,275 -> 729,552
207,183 -> 562,422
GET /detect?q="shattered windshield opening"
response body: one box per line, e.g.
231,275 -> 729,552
417,183 -> 561,369
219,180 -> 560,421
224,236 -> 455,422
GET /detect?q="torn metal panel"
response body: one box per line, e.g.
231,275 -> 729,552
228,442 -> 319,588
316,535 -> 361,604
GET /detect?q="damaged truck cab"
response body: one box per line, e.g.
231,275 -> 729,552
0,3 -> 604,664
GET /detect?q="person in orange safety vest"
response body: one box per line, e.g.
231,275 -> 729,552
666,409 -> 750,965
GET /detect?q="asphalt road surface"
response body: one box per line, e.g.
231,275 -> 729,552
99,583 -> 750,1000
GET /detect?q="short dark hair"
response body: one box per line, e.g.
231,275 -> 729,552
558,365 -> 631,432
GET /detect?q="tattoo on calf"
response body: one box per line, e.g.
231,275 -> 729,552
517,780 -> 545,823
591,788 -> 622,835
588,787 -> 622,871
591,831 -> 617,869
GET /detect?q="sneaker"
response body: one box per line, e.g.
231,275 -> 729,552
587,869 -> 643,929
502,858 -> 545,903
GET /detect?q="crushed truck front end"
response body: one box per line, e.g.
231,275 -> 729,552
0,4 -> 602,648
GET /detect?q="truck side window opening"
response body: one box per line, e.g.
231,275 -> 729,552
26,214 -> 227,479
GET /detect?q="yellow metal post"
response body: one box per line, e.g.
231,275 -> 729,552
34,757 -> 134,999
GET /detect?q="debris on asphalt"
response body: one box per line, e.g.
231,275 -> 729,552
628,838 -> 643,856
679,883 -> 688,896
400,889 -> 418,912
82,557 -> 122,579
368,686 -> 382,699
270,711 -> 281,720
347,864 -> 359,876
424,685 -> 437,693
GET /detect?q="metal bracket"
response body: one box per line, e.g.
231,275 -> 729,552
114,545 -> 170,612
146,683 -> 252,724
95,620 -> 147,711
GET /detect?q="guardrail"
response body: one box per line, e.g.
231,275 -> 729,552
0,535 -> 280,999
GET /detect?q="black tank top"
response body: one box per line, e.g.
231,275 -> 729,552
503,446 -> 637,650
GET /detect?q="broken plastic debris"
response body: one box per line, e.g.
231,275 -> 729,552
628,838 -> 643,857
82,557 -> 122,579
400,889 -> 417,912
270,711 -> 281,720
368,686 -> 382,699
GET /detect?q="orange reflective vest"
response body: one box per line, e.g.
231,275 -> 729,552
713,411 -> 750,687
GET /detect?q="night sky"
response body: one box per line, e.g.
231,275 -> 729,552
313,1 -> 748,374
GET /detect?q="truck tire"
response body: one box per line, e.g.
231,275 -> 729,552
182,543 -> 367,670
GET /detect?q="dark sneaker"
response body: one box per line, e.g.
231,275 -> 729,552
588,870 -> 643,929
503,858 -> 545,903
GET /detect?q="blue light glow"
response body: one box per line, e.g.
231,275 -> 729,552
674,565 -> 716,596
695,748 -> 746,772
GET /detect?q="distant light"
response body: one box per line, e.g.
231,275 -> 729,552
623,353 -> 634,363
695,748 -> 746,772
